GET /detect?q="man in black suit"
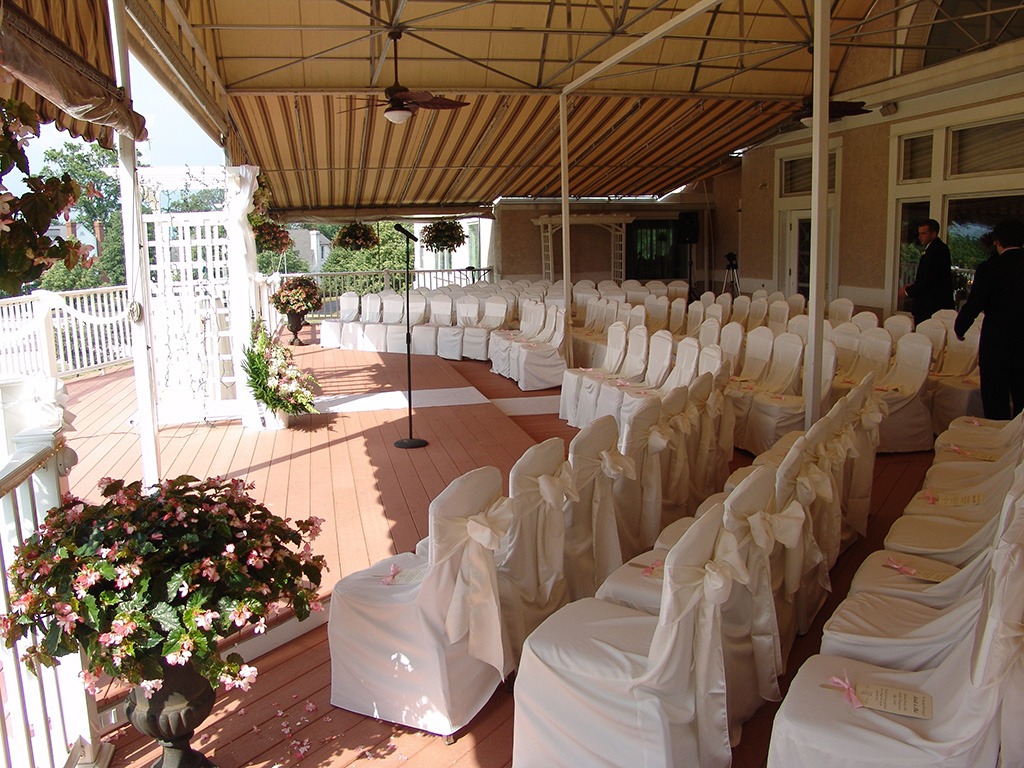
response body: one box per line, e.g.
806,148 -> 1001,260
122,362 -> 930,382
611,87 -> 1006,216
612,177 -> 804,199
954,218 -> 1024,420
899,219 -> 954,325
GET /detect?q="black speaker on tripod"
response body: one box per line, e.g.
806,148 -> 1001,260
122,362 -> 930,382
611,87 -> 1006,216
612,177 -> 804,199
678,211 -> 699,244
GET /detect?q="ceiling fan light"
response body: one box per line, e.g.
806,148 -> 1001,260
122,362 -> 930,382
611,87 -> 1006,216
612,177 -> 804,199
384,106 -> 413,125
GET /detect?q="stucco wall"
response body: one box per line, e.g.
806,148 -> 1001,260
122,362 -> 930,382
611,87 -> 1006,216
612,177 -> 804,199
739,148 -> 777,283
838,122 -> 889,288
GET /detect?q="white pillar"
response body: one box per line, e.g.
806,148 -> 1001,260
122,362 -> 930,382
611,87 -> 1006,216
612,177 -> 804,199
559,94 -> 574,366
805,0 -> 830,428
109,0 -> 160,483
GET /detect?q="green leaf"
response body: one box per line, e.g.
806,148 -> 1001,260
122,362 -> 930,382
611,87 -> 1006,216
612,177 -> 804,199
149,602 -> 181,634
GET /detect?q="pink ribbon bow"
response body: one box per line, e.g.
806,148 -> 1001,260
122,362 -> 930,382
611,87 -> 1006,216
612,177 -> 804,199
950,443 -> 967,456
642,559 -> 665,578
380,563 -> 402,585
923,489 -> 938,505
970,417 -> 981,426
828,673 -> 864,708
883,556 -> 916,576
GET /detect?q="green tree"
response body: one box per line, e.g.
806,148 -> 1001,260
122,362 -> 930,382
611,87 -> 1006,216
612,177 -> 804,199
39,262 -> 106,291
322,222 -> 408,273
257,249 -> 309,275
165,187 -> 226,213
309,223 -> 340,242
100,210 -> 126,285
39,142 -> 121,226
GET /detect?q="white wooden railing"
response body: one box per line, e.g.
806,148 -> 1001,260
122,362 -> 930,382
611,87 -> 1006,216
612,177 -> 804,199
0,288 -> 133,379
0,428 -> 112,768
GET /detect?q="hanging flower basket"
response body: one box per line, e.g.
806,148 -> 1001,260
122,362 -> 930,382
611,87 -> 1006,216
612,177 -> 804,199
333,222 -> 379,251
421,219 -> 466,253
252,219 -> 292,254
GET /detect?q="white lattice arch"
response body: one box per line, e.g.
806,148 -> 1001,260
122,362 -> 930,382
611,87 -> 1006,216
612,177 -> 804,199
532,214 -> 635,282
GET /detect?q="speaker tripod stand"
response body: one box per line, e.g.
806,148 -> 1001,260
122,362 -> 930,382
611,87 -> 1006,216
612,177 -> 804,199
722,253 -> 740,296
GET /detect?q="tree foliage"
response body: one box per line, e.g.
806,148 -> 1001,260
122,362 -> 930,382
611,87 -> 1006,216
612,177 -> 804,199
322,222 -> 409,273
257,249 -> 309,275
39,142 -> 120,226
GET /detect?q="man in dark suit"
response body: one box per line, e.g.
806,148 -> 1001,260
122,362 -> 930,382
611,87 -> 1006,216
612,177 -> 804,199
954,218 -> 1024,420
899,219 -> 955,325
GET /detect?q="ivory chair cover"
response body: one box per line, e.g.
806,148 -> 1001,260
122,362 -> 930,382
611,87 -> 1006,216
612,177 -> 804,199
831,326 -> 892,400
743,340 -> 837,456
612,395 -> 667,558
599,468 -> 791,734
379,293 -> 406,352
746,297 -> 769,330
516,308 -> 568,391
667,279 -> 689,300
850,310 -> 879,331
509,302 -> 561,375
646,279 -> 669,297
611,330 -> 676,422
435,294 -> 477,360
843,374 -> 885,537
652,387 -> 691,530
785,293 -> 806,317
339,294 -> 365,350
752,288 -> 769,301
725,325 -> 774,443
328,467 -> 513,736
705,302 -> 725,325
325,291 -> 360,348
828,297 -> 854,325
928,321 -> 982,433
689,353 -> 729,508
358,293 -> 387,351
732,332 -> 805,452
731,295 -> 751,328
698,316 -> 722,347
497,438 -> 574,667
715,292 -> 733,323
876,332 -> 936,453
767,300 -> 790,336
661,336 -> 701,393
685,300 -> 705,337
624,281 -> 650,306
935,409 -> 1024,453
830,322 -> 861,377
513,506 -> 744,768
626,304 -> 647,330
719,320 -> 745,376
644,294 -> 670,332
883,313 -> 914,345
489,299 -> 544,377
882,461 -> 1024,566
663,372 -> 712,519
563,417 -> 631,600
571,287 -> 599,320
559,321 -> 627,425
462,295 -> 508,361
915,317 -> 947,374
786,313 -> 809,342
767,509 -> 1024,768
767,290 -> 785,305
710,359 -> 737,493
668,297 -> 688,336
902,459 -> 1017,524
933,308 -> 959,329
700,290 -> 716,307
575,325 -> 649,429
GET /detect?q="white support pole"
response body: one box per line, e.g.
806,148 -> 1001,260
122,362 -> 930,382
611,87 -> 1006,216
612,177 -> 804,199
110,0 -> 161,484
559,94 -> 574,367
805,0 -> 830,428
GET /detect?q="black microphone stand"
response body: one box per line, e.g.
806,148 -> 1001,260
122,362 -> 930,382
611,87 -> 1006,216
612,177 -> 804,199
393,223 -> 428,450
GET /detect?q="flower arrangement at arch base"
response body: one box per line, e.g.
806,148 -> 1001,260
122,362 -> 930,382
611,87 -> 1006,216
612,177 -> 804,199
243,318 -> 319,427
0,473 -> 327,694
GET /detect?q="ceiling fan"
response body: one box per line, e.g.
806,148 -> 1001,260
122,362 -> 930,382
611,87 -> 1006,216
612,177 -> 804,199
794,96 -> 871,123
380,30 -> 469,125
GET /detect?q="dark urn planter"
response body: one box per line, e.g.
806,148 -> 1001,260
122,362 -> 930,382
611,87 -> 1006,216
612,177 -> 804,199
125,661 -> 217,768
286,311 -> 306,345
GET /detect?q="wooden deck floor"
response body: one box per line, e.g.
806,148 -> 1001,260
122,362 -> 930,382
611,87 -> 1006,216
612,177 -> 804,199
62,328 -> 933,768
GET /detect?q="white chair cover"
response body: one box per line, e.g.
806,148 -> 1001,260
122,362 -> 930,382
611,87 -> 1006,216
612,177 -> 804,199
514,506 -> 744,768
685,300 -> 705,337
719,320 -> 745,376
667,279 -> 689,300
725,325 -> 774,442
705,302 -> 725,325
490,299 -> 544,377
662,336 -> 701,393
876,332 -> 935,453
462,294 -> 508,361
786,293 -> 806,316
830,322 -> 861,376
746,296 -> 769,330
698,316 -> 722,347
328,466 -> 512,736
668,297 -> 688,336
338,290 -> 360,322
700,290 -> 716,307
787,313 -> 809,342
850,310 -> 879,331
613,395 -> 666,557
767,300 -> 790,336
752,288 -> 769,301
497,438 -> 574,667
645,294 -> 670,332
883,313 -> 914,345
832,326 -> 892,400
731,295 -> 750,328
715,293 -> 733,323
516,308 -> 567,391
828,297 -> 854,325
564,416 -> 631,600
915,317 -> 947,373
560,321 -> 627,425
576,325 -> 648,429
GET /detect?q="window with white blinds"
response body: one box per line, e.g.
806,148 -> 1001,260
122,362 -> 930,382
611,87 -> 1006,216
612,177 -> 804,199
949,118 -> 1024,175
900,134 -> 933,181
780,154 -> 836,196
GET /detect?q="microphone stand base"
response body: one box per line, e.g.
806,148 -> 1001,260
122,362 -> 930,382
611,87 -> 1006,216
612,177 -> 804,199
394,437 -> 429,450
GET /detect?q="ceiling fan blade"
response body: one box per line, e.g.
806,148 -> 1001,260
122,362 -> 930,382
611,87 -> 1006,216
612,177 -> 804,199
419,97 -> 470,110
337,100 -> 384,115
397,91 -> 437,104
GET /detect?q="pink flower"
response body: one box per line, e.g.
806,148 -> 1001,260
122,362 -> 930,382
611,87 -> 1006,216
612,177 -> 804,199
138,679 -> 163,699
195,610 -> 220,631
80,670 -> 101,694
56,609 -> 79,634
220,663 -> 258,692
254,617 -> 267,634
310,600 -> 324,613
230,604 -> 252,627
115,562 -> 141,588
74,566 -> 102,598
199,558 -> 219,582
307,516 -> 325,538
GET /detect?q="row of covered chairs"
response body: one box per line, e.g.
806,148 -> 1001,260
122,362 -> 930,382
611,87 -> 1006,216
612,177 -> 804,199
513,376 -> 884,766
769,412 -> 1024,767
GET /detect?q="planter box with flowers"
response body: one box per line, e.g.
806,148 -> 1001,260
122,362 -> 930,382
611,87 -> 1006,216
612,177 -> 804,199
242,319 -> 319,429
1,475 -> 328,767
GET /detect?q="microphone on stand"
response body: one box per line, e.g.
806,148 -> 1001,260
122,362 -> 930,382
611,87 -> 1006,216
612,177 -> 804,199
394,223 -> 419,241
